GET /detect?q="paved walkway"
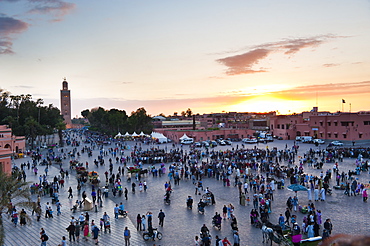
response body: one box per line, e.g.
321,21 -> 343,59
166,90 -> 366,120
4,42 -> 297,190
4,137 -> 370,245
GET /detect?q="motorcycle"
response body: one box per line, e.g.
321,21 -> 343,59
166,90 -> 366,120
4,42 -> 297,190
119,210 -> 127,218
212,218 -> 221,230
200,230 -> 212,245
164,192 -> 171,205
143,228 -> 163,241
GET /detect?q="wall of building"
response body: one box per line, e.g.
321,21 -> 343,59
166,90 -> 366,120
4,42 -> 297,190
0,125 -> 26,174
0,149 -> 12,174
0,125 -> 26,153
270,110 -> 370,142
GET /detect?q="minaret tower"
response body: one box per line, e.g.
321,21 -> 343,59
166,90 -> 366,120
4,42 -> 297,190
60,78 -> 72,127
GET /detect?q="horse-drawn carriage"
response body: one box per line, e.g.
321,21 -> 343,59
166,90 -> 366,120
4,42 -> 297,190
88,171 -> 100,185
126,166 -> 149,176
70,160 -> 83,169
262,220 -> 322,246
262,221 -> 291,246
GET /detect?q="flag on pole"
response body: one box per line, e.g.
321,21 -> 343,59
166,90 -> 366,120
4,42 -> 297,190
342,99 -> 346,103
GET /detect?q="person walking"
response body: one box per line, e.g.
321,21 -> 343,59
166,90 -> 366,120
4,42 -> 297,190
66,222 -> 76,242
83,223 -> 89,241
324,218 -> 333,235
124,226 -> 131,246
136,214 -> 142,231
92,224 -> 100,245
124,187 -> 128,200
114,204 -> 119,219
68,187 -> 73,199
12,209 -> 18,227
158,209 -> 165,227
40,228 -> 48,246
75,223 -> 81,242
141,215 -> 146,231
233,232 -> 240,246
58,236 -> 67,246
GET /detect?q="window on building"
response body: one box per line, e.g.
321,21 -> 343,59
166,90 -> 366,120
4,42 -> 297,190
334,122 -> 338,126
343,134 -> 347,139
277,124 -> 280,129
334,134 -> 338,138
286,124 -> 290,129
328,133 -> 331,138
271,124 -> 274,130
359,134 -> 363,139
320,133 -> 323,138
282,124 -> 284,129
304,132 -> 310,136
364,121 -> 370,125
320,122 -> 323,126
328,122 -> 331,126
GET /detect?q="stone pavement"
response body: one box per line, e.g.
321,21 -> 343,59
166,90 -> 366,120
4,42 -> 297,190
4,151 -> 145,245
4,137 -> 370,246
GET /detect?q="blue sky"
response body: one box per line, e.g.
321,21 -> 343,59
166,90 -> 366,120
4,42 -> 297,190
1,0 -> 370,117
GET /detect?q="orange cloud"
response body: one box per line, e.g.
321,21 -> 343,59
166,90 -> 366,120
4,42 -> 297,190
216,48 -> 270,75
217,35 -> 342,76
323,63 -> 340,67
272,81 -> 370,100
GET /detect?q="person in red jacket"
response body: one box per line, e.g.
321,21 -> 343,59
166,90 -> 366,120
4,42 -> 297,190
222,237 -> 231,246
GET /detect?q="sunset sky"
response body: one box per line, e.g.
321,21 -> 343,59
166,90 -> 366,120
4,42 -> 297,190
1,0 -> 370,118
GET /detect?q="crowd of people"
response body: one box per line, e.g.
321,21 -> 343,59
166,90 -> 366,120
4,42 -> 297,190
5,129 -> 370,245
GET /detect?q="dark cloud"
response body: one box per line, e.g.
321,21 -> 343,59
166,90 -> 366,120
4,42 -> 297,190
0,16 -> 29,35
27,0 -> 76,22
217,35 -> 342,76
0,0 -> 75,54
0,16 -> 29,54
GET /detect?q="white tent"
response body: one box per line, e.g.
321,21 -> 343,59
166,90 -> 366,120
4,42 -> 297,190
131,132 -> 139,137
151,132 -> 168,143
180,133 -> 192,140
124,132 -> 131,137
139,131 -> 146,136
114,132 -> 123,139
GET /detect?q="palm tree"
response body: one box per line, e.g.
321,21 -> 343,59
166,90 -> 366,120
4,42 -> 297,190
0,171 -> 36,245
55,121 -> 66,147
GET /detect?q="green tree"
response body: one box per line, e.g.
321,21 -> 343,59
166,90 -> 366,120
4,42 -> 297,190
107,109 -> 127,133
81,109 -> 90,119
128,107 -> 153,133
24,117 -> 41,150
186,108 -> 192,117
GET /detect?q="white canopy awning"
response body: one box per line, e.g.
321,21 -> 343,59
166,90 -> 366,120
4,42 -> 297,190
180,133 -> 192,140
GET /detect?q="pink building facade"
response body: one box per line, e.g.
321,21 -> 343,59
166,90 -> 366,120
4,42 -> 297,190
0,125 -> 26,174
270,108 -> 370,142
